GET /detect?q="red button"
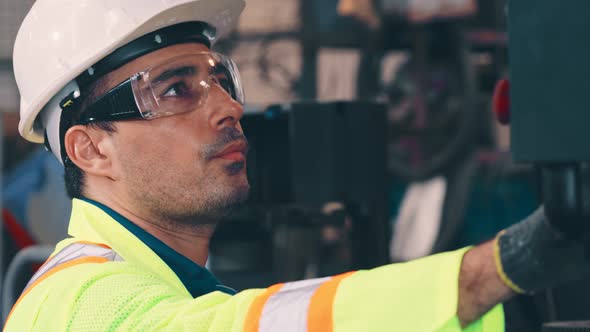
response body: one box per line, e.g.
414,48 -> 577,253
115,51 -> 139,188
492,78 -> 510,125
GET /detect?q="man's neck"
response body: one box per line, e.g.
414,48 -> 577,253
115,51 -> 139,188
131,217 -> 214,266
84,192 -> 213,266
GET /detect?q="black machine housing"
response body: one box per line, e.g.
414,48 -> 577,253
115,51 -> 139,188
509,0 -> 590,326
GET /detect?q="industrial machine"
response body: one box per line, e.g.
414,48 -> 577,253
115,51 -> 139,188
508,0 -> 590,330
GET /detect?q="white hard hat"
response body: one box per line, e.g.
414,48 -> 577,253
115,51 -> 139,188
14,0 -> 245,156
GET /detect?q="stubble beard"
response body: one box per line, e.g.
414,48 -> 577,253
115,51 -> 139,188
127,164 -> 249,233
122,128 -> 250,232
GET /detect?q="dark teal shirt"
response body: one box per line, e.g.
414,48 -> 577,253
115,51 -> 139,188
82,198 -> 236,298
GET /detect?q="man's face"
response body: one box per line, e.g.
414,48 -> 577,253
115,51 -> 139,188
101,43 -> 249,225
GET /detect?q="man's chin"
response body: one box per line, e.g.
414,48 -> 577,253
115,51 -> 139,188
207,184 -> 250,220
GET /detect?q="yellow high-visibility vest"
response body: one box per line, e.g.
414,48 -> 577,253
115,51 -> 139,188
4,199 -> 504,331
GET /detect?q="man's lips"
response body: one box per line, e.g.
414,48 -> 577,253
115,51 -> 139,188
213,141 -> 248,161
218,151 -> 245,161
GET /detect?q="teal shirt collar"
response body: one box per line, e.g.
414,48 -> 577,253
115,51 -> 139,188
82,198 -> 236,297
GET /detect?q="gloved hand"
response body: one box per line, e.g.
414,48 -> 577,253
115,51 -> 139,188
494,206 -> 590,294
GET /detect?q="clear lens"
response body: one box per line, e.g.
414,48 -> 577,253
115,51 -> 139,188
130,52 -> 245,120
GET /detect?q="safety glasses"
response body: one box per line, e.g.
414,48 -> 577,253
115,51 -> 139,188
73,52 -> 244,125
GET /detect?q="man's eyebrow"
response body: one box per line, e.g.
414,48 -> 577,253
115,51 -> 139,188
151,66 -> 196,84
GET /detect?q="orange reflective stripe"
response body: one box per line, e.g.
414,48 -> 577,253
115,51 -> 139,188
75,240 -> 112,249
259,277 -> 331,331
3,256 -> 108,330
307,271 -> 356,332
246,272 -> 356,332
23,242 -> 121,293
244,283 -> 284,332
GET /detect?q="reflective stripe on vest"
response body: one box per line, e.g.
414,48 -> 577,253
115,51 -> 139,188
245,271 -> 356,332
23,242 -> 124,294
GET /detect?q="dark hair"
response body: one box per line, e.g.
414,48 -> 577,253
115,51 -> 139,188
63,78 -> 116,199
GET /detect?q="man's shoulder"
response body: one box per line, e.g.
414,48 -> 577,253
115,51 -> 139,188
37,238 -> 156,284
3,253 -> 182,332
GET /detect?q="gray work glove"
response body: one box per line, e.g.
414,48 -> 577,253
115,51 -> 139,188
495,206 -> 590,294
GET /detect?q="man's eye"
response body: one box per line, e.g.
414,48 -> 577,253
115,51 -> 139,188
162,82 -> 190,97
212,75 -> 233,95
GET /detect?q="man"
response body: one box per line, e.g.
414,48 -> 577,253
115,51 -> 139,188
5,0 -> 590,331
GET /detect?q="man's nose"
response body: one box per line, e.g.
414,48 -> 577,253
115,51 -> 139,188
208,83 -> 244,131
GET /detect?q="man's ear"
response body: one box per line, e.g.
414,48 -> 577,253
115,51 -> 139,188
64,125 -> 116,179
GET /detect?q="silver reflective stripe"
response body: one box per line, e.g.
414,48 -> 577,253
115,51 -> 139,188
259,277 -> 331,332
23,242 -> 123,292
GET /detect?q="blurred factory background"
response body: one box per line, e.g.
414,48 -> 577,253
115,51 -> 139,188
1,0 -> 586,330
